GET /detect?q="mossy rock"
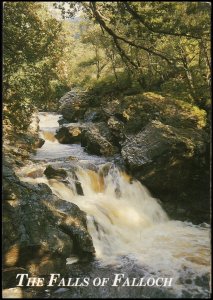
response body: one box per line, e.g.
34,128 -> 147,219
44,165 -> 68,179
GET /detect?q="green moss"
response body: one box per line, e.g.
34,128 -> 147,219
123,92 -> 207,131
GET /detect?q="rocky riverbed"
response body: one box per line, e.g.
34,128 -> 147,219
57,90 -> 210,224
2,91 -> 211,298
3,114 -> 95,295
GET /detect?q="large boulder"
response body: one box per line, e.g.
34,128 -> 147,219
81,122 -> 119,156
121,120 -> 207,191
59,90 -> 88,122
102,92 -> 207,134
44,164 -> 84,196
44,165 -> 68,179
55,123 -> 88,144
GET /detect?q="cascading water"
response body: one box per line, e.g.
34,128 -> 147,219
16,112 -> 211,297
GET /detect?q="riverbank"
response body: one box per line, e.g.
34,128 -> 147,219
2,114 -> 95,296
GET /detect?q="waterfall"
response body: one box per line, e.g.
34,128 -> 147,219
48,167 -> 210,272
16,112 -> 210,296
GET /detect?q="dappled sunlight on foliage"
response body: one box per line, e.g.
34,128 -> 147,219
55,2 -> 210,115
3,2 -> 211,132
3,2 -> 69,130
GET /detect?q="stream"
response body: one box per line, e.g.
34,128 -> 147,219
15,112 -> 211,298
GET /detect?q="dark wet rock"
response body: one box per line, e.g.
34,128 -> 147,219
43,162 -> 84,196
59,90 -> 88,122
44,194 -> 94,258
58,116 -> 69,125
68,171 -> 84,196
122,120 -> 207,189
55,123 -> 88,144
44,165 -> 68,179
75,181 -> 84,196
2,268 -> 28,289
98,162 -> 113,177
49,160 -> 79,172
112,154 -> 126,170
3,161 -> 95,277
3,160 -> 16,178
81,122 -> 119,157
34,137 -> 45,148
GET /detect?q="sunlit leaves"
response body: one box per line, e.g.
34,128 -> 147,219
3,2 -> 66,130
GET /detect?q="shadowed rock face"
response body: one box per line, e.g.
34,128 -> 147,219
33,137 -> 45,148
44,164 -> 84,196
81,122 -> 120,157
44,165 -> 68,179
3,160 -> 95,277
59,90 -> 88,122
55,122 -> 120,157
55,123 -> 87,144
121,120 -> 207,191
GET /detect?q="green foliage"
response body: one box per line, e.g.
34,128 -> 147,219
56,2 -> 211,114
4,2 -> 211,132
3,2 -> 68,130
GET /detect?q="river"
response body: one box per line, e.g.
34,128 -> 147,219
16,112 -> 211,298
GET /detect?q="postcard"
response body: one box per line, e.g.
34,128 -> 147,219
2,1 -> 211,298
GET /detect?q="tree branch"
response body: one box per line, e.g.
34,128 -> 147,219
123,2 -> 202,40
90,3 -> 139,68
90,2 -> 175,66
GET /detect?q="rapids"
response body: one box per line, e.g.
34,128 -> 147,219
16,112 -> 211,298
